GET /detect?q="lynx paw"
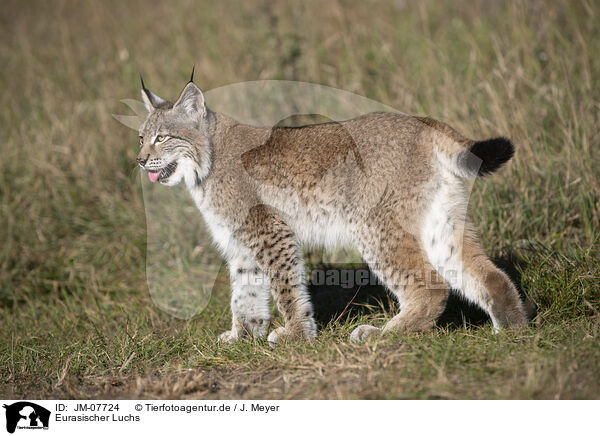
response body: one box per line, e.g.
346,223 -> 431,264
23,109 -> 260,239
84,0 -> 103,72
267,327 -> 289,346
350,324 -> 381,343
267,324 -> 317,347
217,329 -> 239,344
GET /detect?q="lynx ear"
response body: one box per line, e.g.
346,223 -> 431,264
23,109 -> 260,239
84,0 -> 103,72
173,82 -> 205,120
140,74 -> 167,112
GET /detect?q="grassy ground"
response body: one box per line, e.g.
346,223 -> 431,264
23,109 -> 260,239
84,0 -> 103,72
1,0 -> 599,399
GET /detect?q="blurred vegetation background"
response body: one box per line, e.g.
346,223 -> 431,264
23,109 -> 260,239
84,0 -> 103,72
0,0 -> 599,399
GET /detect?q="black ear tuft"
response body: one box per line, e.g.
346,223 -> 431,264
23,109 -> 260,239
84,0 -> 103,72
189,65 -> 195,83
140,74 -> 170,111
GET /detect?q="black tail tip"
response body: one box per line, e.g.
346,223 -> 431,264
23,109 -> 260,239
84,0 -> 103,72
463,137 -> 515,176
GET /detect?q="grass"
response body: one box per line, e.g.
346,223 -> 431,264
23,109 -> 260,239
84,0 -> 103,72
1,0 -> 599,399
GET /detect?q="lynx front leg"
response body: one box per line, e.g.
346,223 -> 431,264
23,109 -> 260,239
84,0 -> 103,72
219,254 -> 271,344
236,205 -> 317,345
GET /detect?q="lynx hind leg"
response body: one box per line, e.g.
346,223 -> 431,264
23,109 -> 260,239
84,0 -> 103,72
422,210 -> 527,330
350,221 -> 449,343
460,232 -> 527,329
219,254 -> 271,344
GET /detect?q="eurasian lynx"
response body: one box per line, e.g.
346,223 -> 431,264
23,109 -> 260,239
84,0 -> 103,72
136,74 -> 527,345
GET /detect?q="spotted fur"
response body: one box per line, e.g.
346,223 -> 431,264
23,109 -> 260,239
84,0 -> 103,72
136,79 -> 527,345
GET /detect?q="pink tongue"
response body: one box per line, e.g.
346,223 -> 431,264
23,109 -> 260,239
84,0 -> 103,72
148,170 -> 162,183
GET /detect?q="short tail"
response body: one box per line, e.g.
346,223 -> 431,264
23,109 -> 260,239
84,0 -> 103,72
416,116 -> 514,178
457,137 -> 515,178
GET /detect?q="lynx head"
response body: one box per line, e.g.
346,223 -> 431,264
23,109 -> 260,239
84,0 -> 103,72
137,70 -> 212,187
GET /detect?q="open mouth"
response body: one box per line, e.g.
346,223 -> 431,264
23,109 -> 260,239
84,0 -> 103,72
147,161 -> 178,183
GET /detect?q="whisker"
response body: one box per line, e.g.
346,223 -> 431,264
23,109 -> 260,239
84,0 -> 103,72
129,163 -> 141,179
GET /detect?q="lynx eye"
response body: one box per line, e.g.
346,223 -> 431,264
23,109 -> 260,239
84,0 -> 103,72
155,135 -> 167,144
139,136 -> 143,145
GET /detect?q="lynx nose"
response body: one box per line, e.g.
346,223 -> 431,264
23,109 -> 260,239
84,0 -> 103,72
136,154 -> 150,167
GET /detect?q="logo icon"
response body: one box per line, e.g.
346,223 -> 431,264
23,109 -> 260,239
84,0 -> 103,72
3,402 -> 50,434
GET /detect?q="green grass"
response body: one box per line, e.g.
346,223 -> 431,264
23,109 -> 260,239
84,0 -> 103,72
1,0 -> 599,399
